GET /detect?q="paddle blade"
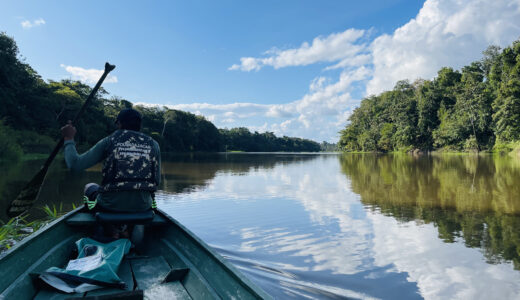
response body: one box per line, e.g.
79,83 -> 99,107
105,62 -> 116,72
6,166 -> 48,217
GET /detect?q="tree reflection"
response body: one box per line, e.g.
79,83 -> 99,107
159,153 -> 320,194
339,153 -> 520,269
0,160 -> 27,221
0,153 -> 321,222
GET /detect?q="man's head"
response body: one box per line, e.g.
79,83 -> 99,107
116,108 -> 142,131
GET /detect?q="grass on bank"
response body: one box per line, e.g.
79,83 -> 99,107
0,203 -> 75,254
492,141 -> 520,155
21,153 -> 53,161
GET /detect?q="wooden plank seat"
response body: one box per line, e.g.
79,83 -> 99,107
66,212 -> 168,226
95,211 -> 154,225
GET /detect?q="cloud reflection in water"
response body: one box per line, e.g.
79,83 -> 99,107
158,154 -> 520,299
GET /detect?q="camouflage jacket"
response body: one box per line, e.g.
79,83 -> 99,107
101,130 -> 159,192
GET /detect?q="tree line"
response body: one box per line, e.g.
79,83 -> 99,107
219,127 -> 320,152
339,39 -> 520,152
0,32 -> 320,161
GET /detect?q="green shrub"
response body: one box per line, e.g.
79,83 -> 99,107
13,130 -> 55,153
464,135 -> 479,152
0,121 -> 23,162
492,140 -> 519,154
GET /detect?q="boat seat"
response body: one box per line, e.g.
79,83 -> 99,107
66,212 -> 168,226
96,210 -> 155,225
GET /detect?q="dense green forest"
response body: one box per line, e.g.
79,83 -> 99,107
0,33 -> 320,161
219,127 -> 320,152
339,39 -> 520,152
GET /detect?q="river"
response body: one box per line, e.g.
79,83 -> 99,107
1,153 -> 520,299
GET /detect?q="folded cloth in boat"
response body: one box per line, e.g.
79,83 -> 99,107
40,238 -> 131,293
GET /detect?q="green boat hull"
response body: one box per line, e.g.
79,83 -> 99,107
0,208 -> 271,299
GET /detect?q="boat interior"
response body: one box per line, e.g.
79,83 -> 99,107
0,209 -> 264,300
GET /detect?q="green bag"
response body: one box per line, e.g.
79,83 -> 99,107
40,238 -> 132,293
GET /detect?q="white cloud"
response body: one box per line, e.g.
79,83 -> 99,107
229,28 -> 369,71
324,53 -> 372,71
367,0 -> 520,95
60,64 -> 118,84
369,214 -> 520,299
230,0 -> 520,95
309,76 -> 329,92
21,18 -> 45,29
137,67 -> 369,142
229,57 -> 263,72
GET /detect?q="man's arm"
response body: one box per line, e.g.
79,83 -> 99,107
61,120 -> 109,171
64,138 -> 109,172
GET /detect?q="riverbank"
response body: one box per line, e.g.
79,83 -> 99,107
21,153 -> 52,161
340,145 -> 520,156
0,205 -> 68,255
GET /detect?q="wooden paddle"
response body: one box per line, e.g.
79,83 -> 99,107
6,62 -> 116,217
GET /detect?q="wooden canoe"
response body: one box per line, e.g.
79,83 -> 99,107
0,208 -> 271,299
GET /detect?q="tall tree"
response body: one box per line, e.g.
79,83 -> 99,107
492,41 -> 520,142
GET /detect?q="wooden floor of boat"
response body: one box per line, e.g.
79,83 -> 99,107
33,255 -> 191,300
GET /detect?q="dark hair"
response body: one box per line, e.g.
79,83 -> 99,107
120,119 -> 141,131
116,108 -> 142,131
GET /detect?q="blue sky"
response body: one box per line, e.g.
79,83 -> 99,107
2,0 -> 520,142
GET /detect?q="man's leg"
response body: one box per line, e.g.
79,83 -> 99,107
83,183 -> 117,240
83,183 -> 100,210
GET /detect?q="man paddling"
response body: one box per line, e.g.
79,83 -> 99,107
60,108 -> 161,216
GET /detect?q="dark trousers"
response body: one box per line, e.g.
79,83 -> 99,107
84,183 -> 100,202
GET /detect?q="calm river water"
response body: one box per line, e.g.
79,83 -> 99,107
2,153 -> 520,299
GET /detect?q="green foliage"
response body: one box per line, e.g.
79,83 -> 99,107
0,203 -> 69,253
492,140 -> 520,154
464,135 -> 479,152
0,214 -> 41,252
320,141 -> 338,151
339,38 -> 520,153
135,106 -> 221,152
0,121 -> 22,161
13,130 -> 56,153
41,203 -> 64,220
219,127 -> 320,152
492,42 -> 520,142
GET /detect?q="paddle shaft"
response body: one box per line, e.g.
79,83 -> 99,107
42,63 -> 115,170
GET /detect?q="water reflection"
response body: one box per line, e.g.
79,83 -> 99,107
339,154 -> 520,299
159,153 -> 321,194
0,153 -> 320,221
0,159 -> 102,222
0,160 -> 31,221
159,153 -> 520,299
158,154 -> 422,299
339,154 -> 520,269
